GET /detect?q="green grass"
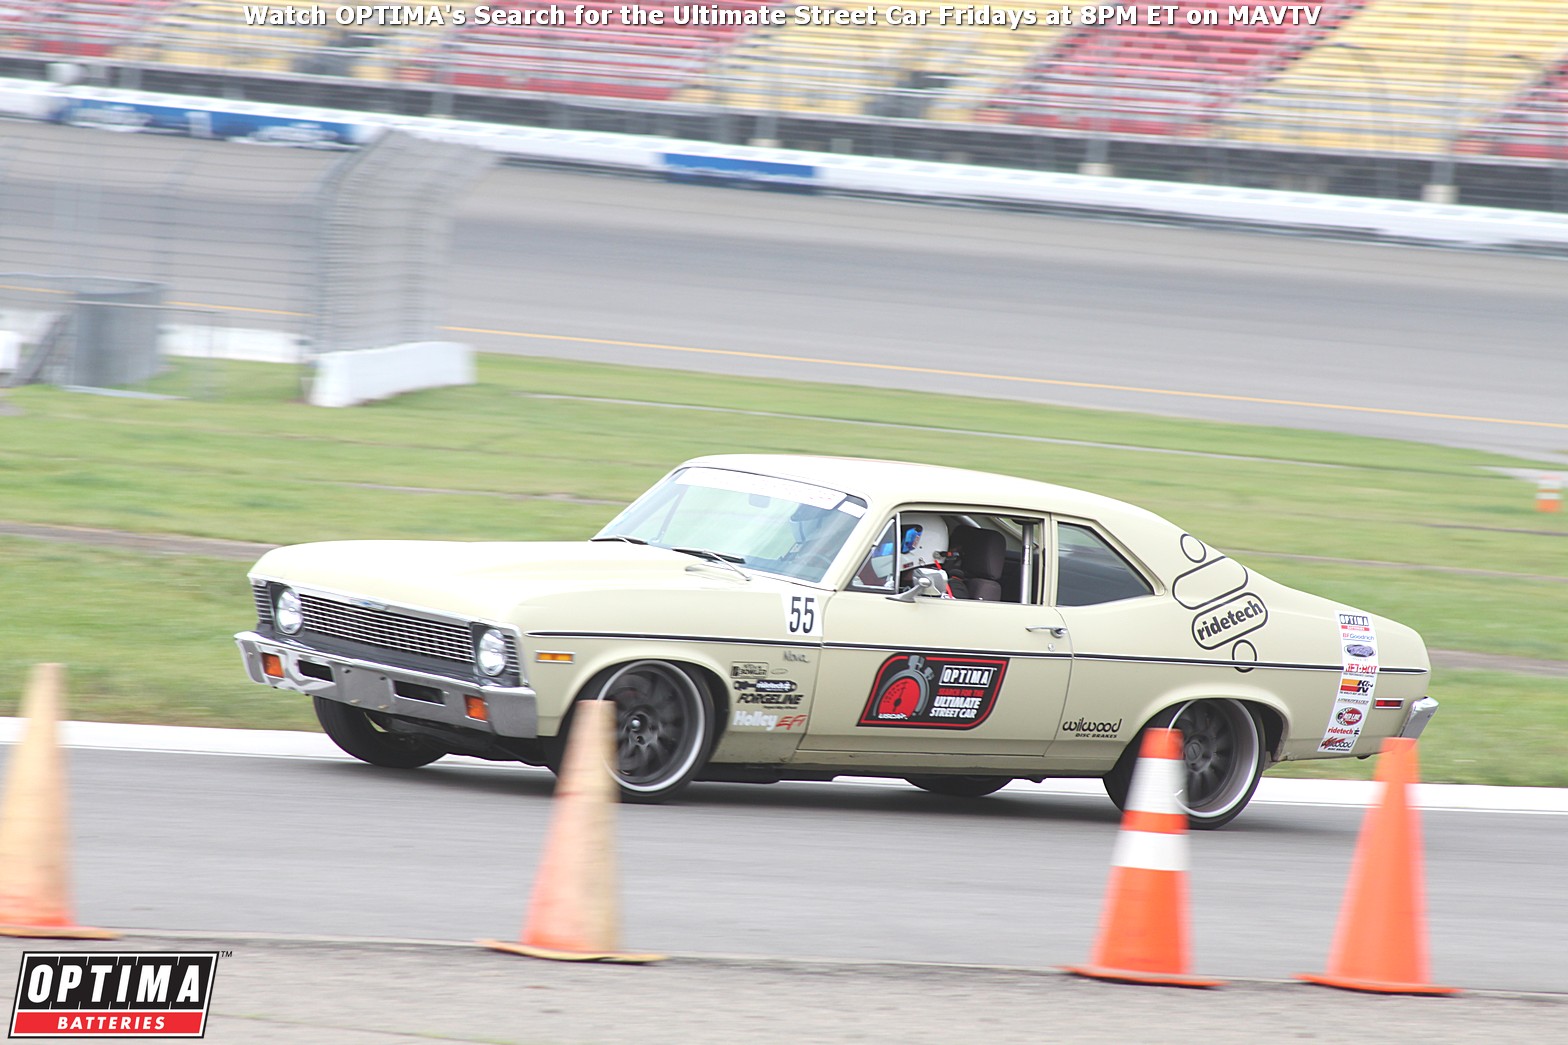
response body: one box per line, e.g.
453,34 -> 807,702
1,355 -> 1564,784
1269,671 -> 1568,787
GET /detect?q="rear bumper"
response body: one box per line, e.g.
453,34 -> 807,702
235,631 -> 538,738
1397,695 -> 1439,741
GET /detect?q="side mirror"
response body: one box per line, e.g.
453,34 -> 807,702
888,567 -> 949,603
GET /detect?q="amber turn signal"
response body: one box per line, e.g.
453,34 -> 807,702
465,695 -> 489,721
261,653 -> 284,678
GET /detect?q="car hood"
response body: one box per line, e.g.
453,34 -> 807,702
249,540 -> 764,621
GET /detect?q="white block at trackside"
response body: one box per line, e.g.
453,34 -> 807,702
308,341 -> 474,408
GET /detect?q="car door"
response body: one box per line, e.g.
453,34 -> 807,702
1044,517 -> 1187,772
798,511 -> 1072,760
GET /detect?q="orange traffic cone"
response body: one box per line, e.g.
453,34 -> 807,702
0,664 -> 115,939
1298,738 -> 1457,995
480,700 -> 661,963
1536,474 -> 1562,514
1066,728 -> 1221,987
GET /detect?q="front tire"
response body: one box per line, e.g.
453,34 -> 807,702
1104,698 -> 1266,830
905,775 -> 1012,798
313,697 -> 447,769
586,661 -> 713,804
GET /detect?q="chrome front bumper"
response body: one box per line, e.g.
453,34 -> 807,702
235,631 -> 538,738
1397,695 -> 1439,741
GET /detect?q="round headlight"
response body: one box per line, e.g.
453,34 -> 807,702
477,628 -> 508,677
275,587 -> 303,635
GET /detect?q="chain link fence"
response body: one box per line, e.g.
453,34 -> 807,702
311,131 -> 493,354
0,120 -> 487,396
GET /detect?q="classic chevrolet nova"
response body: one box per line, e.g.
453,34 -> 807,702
236,454 -> 1436,828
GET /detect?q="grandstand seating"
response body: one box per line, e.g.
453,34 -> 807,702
0,0 -> 171,59
1221,0 -> 1568,154
118,0 -> 446,80
1,0 -> 1567,165
686,4 -> 1070,121
1461,57 -> 1568,160
427,1 -> 770,101
988,1 -> 1360,135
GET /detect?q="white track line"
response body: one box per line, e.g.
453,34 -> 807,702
2,719 -> 1564,814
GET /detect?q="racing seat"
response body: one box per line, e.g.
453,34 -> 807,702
947,525 -> 1006,602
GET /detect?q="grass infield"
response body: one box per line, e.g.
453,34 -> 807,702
0,355 -> 1563,785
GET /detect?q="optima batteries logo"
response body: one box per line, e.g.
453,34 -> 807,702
9,952 -> 218,1038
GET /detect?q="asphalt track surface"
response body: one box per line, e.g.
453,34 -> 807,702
443,169 -> 1568,463
2,120 -> 1566,461
1,726 -> 1563,1006
2,728 -> 1566,1042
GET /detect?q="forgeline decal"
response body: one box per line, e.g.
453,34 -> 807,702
857,653 -> 1009,730
1061,716 -> 1123,739
1175,537 -> 1272,659
731,710 -> 807,731
733,683 -> 805,707
1319,611 -> 1379,753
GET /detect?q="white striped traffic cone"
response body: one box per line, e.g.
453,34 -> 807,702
1065,728 -> 1221,987
1536,474 -> 1562,514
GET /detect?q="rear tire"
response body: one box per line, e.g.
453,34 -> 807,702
313,697 -> 447,769
905,775 -> 1011,798
1103,698 -> 1265,830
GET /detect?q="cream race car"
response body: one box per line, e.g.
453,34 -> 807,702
235,454 -> 1435,828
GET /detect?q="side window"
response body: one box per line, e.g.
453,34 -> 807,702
849,518 -> 898,593
1056,523 -> 1154,606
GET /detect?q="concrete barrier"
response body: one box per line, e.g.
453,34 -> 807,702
309,341 -> 474,408
6,78 -> 1568,252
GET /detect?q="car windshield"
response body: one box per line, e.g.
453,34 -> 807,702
595,467 -> 869,583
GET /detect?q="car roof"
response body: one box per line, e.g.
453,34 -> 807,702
684,453 -> 1164,528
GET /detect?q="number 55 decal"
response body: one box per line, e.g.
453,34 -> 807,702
783,593 -> 822,638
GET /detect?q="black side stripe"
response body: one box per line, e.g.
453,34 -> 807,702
524,630 -> 1429,674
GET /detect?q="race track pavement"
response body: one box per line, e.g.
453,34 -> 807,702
2,718 -> 1563,815
1,933 -> 1564,1045
0,721 -> 1564,1042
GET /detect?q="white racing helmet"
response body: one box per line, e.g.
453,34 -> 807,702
897,513 -> 949,573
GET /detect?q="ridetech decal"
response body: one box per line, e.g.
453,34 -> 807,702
1318,610 -> 1379,753
1174,536 -> 1273,661
857,653 -> 1009,730
10,952 -> 218,1038
1189,592 -> 1268,649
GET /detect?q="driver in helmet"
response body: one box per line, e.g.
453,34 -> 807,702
897,512 -> 954,597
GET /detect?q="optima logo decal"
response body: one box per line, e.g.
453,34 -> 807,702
858,653 -> 1008,730
10,952 -> 218,1038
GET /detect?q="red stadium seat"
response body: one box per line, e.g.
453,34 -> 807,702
0,0 -> 172,59
989,0 -> 1363,135
425,0 -> 772,101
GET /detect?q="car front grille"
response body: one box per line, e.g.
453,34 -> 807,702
252,582 -> 518,676
301,594 -> 473,663
252,583 -> 274,626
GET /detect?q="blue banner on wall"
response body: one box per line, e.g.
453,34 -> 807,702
661,152 -> 818,192
54,98 -> 360,147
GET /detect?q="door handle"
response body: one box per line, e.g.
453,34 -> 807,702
1027,626 -> 1068,638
